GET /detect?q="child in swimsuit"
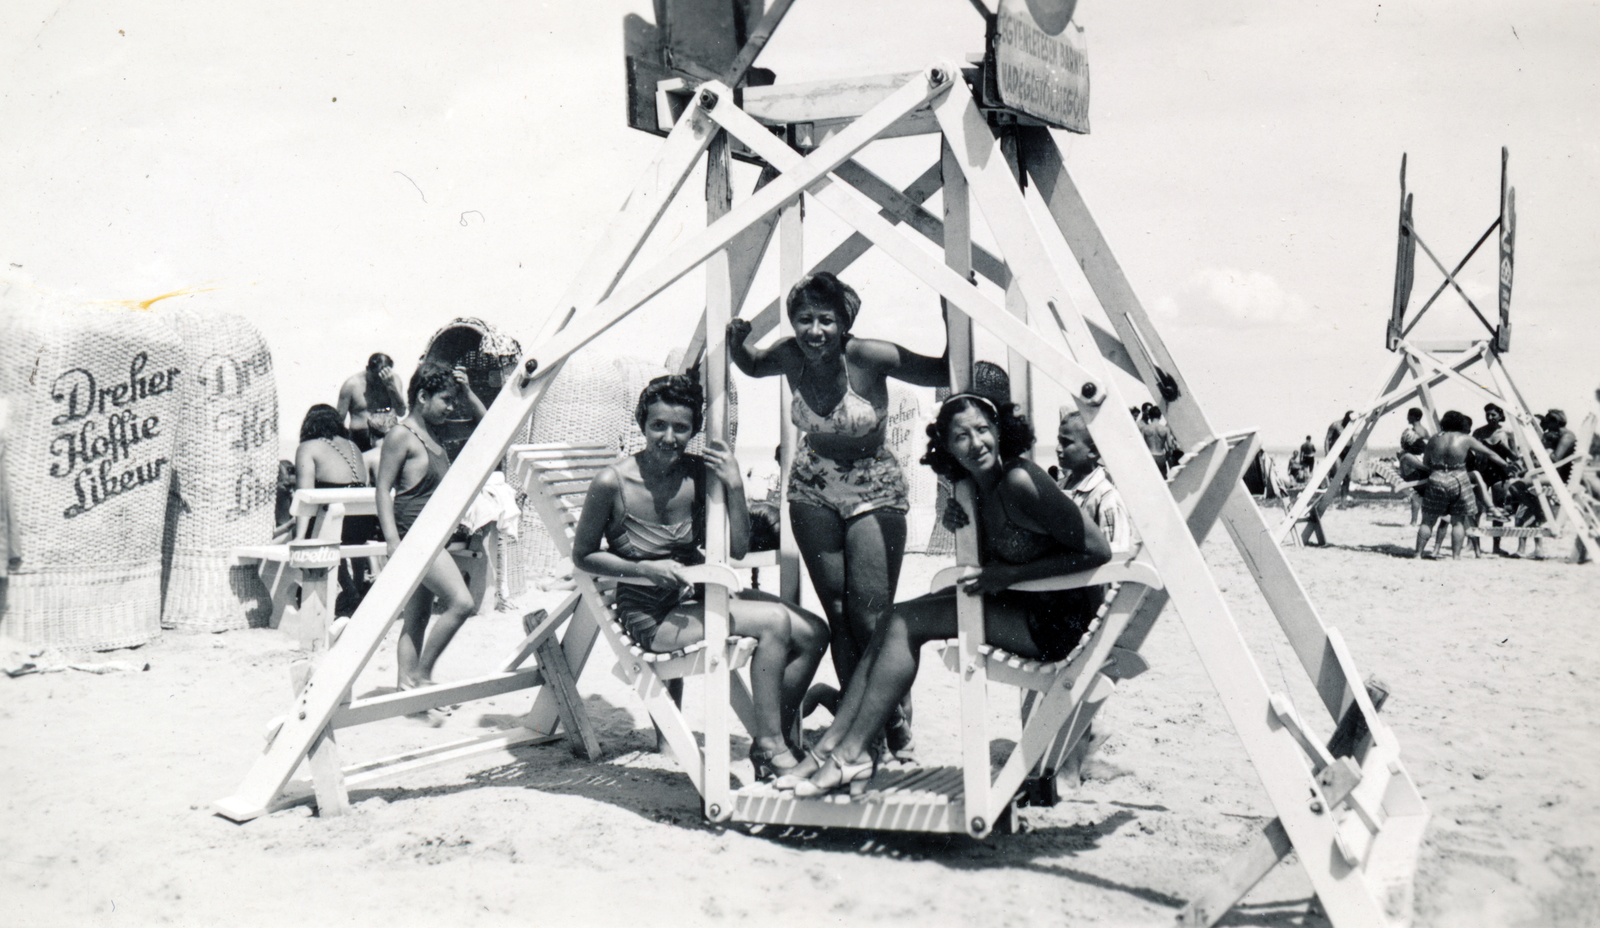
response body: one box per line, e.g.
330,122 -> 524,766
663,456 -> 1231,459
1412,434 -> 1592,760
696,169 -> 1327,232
727,272 -> 948,760
374,363 -> 485,713
777,394 -> 1111,797
571,376 -> 829,781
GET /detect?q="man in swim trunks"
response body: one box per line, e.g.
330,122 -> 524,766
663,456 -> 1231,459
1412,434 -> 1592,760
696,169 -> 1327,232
338,352 -> 408,452
1415,410 -> 1509,560
374,363 -> 486,718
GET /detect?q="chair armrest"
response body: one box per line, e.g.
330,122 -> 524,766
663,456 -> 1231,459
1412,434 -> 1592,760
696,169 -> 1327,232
579,563 -> 744,593
930,565 -> 977,594
930,552 -> 1164,595
1010,555 -> 1163,592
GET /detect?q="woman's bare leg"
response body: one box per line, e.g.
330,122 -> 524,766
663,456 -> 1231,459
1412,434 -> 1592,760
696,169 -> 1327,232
827,594 -> 1038,767
790,502 -> 856,685
649,596 -> 826,755
397,548 -> 476,688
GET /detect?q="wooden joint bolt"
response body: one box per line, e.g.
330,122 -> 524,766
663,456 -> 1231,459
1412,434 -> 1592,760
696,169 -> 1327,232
699,89 -> 719,111
519,357 -> 539,387
929,67 -> 947,87
1080,382 -> 1103,406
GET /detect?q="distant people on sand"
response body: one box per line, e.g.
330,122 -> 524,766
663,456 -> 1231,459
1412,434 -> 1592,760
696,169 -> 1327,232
1414,410 -> 1509,560
1138,403 -> 1180,477
773,394 -> 1110,798
375,363 -> 486,721
295,404 -> 382,617
571,376 -> 828,781
1326,410 -> 1357,497
1540,409 -> 1577,485
338,353 -> 408,452
727,271 -> 948,762
1471,403 -> 1522,554
1399,408 -> 1431,524
1288,435 -> 1317,485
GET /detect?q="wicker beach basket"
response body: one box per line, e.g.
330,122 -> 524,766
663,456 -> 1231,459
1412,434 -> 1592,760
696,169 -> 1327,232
0,288 -> 184,651
156,305 -> 277,631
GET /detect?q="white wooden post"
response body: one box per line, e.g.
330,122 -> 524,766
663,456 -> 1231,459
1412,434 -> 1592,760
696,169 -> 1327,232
702,130 -> 735,822
777,199 -> 803,605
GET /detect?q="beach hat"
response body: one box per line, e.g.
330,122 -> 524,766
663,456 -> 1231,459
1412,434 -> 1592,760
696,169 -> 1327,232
1543,409 -> 1567,428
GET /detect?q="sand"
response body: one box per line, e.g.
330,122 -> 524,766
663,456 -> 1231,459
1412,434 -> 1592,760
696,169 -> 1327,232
2,500 -> 1596,928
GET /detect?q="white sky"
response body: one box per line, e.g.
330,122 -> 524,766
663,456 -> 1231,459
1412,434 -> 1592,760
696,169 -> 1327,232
3,0 -> 1596,456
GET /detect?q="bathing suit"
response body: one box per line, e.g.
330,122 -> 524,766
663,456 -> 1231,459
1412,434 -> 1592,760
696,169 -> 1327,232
607,464 -> 708,647
976,464 -> 1104,662
786,362 -> 908,518
349,427 -> 373,453
790,363 -> 888,439
1421,465 -> 1478,521
392,422 -> 451,536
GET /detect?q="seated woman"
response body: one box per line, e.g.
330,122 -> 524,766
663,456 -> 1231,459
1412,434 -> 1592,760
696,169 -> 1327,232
780,393 -> 1112,797
294,403 -> 381,616
572,376 -> 830,779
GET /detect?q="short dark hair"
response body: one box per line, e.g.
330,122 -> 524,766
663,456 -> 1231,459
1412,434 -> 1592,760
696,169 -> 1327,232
367,352 -> 394,373
408,362 -> 457,408
786,272 -> 861,331
1059,410 -> 1099,457
921,394 -> 1035,480
634,375 -> 704,436
1484,403 -> 1504,418
299,403 -> 348,442
1440,410 -> 1472,433
1141,402 -> 1160,422
1407,407 -> 1423,422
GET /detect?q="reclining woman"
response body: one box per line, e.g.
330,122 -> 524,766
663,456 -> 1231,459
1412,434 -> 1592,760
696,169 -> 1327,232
779,393 -> 1112,796
726,272 -> 948,760
571,375 -> 830,779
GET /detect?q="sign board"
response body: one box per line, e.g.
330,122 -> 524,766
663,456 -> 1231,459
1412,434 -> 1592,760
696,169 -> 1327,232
1497,189 -> 1515,353
995,0 -> 1090,133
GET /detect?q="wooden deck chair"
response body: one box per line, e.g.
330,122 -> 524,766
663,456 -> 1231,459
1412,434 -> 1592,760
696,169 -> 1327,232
514,441 -> 771,796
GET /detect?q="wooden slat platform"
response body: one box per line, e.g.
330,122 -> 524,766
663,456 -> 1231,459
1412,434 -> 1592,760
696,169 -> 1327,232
732,765 -> 970,833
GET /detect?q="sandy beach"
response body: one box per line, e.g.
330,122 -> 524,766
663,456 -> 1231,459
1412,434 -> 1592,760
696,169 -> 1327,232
2,499 -> 1595,928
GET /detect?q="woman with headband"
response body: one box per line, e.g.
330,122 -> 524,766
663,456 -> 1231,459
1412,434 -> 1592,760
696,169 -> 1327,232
571,376 -> 829,780
727,272 -> 948,760
777,393 -> 1111,796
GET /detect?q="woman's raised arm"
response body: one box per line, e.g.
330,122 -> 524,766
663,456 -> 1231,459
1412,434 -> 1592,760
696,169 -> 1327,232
726,317 -> 798,378
852,337 -> 949,388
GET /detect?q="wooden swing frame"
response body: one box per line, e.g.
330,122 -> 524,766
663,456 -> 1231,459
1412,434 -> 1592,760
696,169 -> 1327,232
1278,149 -> 1600,556
214,38 -> 1431,925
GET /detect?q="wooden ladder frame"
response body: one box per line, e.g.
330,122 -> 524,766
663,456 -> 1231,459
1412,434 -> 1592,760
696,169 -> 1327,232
1279,147 -> 1599,556
1278,338 -> 1600,553
215,65 -> 1429,927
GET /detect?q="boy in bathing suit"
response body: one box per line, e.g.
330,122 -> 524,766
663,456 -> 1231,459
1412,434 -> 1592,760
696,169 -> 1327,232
1415,410 -> 1508,560
375,363 -> 486,717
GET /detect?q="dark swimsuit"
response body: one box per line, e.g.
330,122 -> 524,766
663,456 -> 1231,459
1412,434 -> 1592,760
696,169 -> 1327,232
977,466 -> 1103,662
605,465 -> 706,647
392,422 -> 451,537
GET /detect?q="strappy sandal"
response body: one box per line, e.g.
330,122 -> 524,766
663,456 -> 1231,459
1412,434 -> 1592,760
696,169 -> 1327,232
792,752 -> 875,799
748,746 -> 804,783
772,748 -> 828,791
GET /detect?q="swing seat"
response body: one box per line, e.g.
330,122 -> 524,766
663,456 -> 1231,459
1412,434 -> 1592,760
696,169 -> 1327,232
515,442 -> 767,795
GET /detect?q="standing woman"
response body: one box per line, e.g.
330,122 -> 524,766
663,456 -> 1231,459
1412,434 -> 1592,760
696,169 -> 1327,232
571,376 -> 829,778
294,403 -> 380,616
374,364 -> 486,703
784,394 -> 1111,795
727,272 -> 948,760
